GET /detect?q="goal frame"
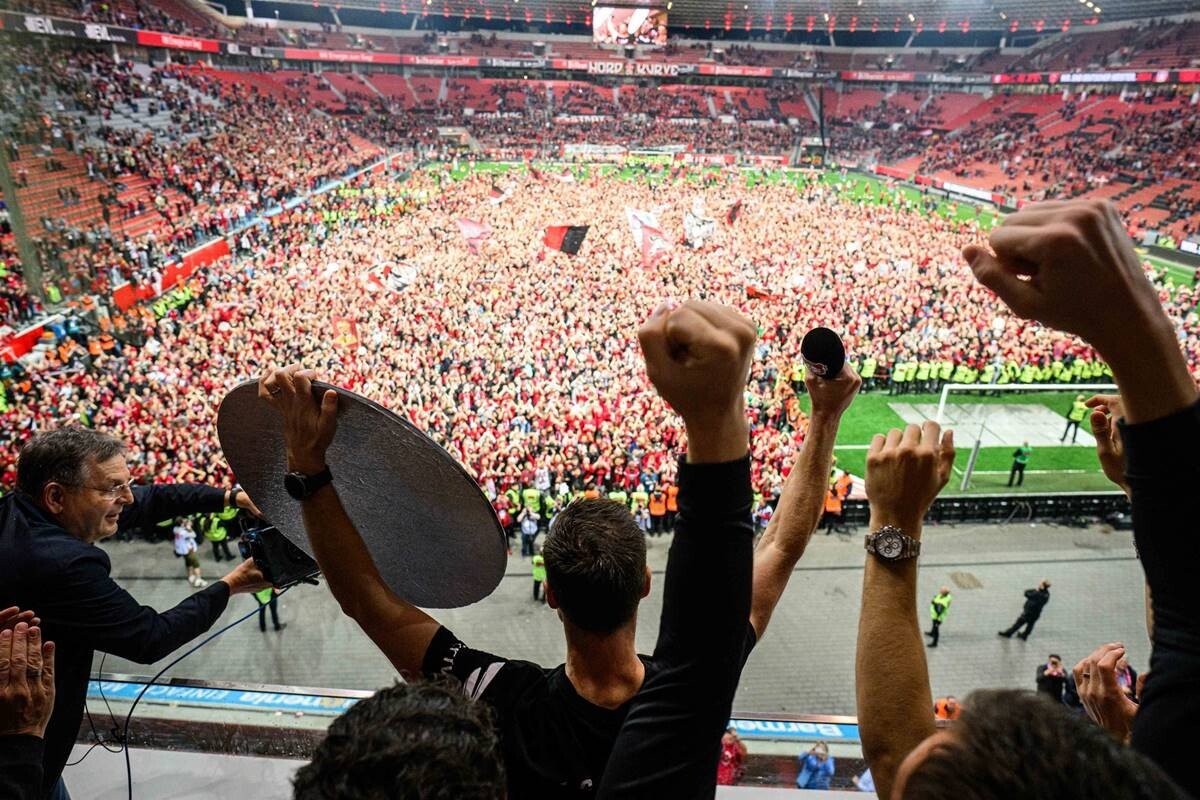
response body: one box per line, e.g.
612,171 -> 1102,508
934,383 -> 1117,492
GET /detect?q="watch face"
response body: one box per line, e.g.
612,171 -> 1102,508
877,531 -> 904,560
284,472 -> 306,500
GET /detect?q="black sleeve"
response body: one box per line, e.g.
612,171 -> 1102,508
31,544 -> 230,664
598,456 -> 754,800
0,735 -> 43,800
421,625 -> 543,720
118,484 -> 226,537
1122,399 -> 1200,799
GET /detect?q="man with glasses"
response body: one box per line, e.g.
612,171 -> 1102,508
0,427 -> 270,800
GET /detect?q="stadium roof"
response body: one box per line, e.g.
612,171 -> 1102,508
300,0 -> 1198,33
657,1 -> 1199,32
656,1 -> 1199,29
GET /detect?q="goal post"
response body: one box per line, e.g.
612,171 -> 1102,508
934,383 -> 1117,492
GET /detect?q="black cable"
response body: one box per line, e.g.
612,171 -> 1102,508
97,652 -> 123,736
67,655 -> 125,766
122,588 -> 289,800
64,738 -> 115,767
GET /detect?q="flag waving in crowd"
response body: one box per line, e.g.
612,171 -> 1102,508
331,317 -> 361,351
626,207 -> 673,268
457,218 -> 493,255
543,225 -> 590,256
640,224 -> 672,267
726,200 -> 744,226
489,183 -> 512,205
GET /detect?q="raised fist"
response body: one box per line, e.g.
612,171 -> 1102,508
638,299 -> 756,462
963,199 -> 1162,353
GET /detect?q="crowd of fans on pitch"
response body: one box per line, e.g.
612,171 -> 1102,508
3,165 -> 1199,509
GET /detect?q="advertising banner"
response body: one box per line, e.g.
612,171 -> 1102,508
841,70 -> 916,82
136,30 -> 220,53
941,180 -> 994,202
281,47 -> 401,64
729,718 -> 860,743
1057,70 -> 1141,84
484,57 -> 546,69
551,58 -> 593,71
698,64 -> 774,77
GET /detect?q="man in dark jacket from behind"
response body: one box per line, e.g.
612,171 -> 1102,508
998,579 -> 1051,640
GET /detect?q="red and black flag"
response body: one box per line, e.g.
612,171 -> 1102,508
726,200 -> 744,226
543,225 -> 590,256
528,163 -> 545,182
489,183 -> 511,205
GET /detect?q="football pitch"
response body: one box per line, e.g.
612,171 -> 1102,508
796,390 -> 1118,496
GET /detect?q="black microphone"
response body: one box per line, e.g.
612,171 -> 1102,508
800,327 -> 846,380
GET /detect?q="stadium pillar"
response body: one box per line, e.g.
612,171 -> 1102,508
0,143 -> 46,302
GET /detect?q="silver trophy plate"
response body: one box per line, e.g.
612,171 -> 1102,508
217,380 -> 506,608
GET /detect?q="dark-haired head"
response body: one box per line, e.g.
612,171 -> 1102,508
542,499 -> 649,634
896,689 -> 1188,800
293,680 -> 505,800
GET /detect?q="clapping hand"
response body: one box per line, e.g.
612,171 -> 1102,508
866,422 -> 956,530
1073,643 -> 1139,744
962,200 -> 1161,351
0,607 -> 38,632
0,622 -> 56,739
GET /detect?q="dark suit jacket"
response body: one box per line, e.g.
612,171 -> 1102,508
0,735 -> 43,800
0,485 -> 230,798
1022,587 -> 1050,618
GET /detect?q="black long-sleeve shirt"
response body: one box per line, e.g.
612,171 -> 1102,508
1123,399 -> 1200,799
598,456 -> 754,799
0,484 -> 231,799
0,735 -> 43,800
421,457 -> 754,800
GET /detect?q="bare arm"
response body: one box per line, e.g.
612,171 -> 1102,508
751,366 -> 858,639
965,199 -> 1200,795
263,365 -> 440,677
856,525 -> 934,800
855,423 -> 954,800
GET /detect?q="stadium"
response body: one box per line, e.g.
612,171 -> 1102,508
0,0 -> 1197,796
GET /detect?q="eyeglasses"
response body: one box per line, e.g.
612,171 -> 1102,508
68,479 -> 136,500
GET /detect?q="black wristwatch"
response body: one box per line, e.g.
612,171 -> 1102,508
284,466 -> 333,500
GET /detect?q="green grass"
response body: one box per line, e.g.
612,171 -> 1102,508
1142,253 -> 1196,289
786,390 -> 1116,495
431,162 -> 999,228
